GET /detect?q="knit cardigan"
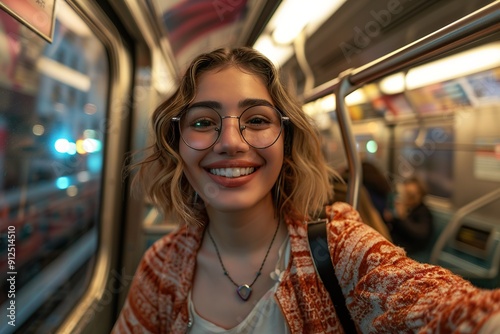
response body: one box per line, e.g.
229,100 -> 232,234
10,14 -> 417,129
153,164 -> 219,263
112,202 -> 500,333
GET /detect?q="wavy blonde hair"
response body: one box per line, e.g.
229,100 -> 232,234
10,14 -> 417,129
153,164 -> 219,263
130,47 -> 335,225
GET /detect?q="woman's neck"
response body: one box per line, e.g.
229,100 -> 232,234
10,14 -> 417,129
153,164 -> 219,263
205,198 -> 282,254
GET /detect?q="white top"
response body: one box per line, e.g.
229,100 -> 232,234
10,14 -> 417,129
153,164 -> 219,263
187,236 -> 291,333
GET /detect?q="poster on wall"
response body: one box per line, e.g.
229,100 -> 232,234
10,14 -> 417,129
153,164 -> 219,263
474,138 -> 500,182
0,0 -> 57,42
465,68 -> 500,105
406,80 -> 472,115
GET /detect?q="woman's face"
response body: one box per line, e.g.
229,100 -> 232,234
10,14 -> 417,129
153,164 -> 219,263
179,66 -> 284,213
402,182 -> 422,208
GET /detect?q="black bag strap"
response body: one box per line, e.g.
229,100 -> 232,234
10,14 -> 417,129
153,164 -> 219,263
307,219 -> 357,334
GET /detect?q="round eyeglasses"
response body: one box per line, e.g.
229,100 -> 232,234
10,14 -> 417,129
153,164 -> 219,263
172,105 -> 289,150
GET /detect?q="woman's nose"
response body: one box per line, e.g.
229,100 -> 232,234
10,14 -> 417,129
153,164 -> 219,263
213,118 -> 249,154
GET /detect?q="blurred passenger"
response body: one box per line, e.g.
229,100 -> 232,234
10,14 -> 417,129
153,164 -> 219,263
384,176 -> 433,253
331,169 -> 392,241
113,47 -> 500,334
360,160 -> 392,221
334,161 -> 392,241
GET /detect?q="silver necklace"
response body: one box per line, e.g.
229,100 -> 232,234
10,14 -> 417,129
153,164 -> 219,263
206,220 -> 280,301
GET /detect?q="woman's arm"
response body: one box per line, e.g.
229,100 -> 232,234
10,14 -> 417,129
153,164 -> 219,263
326,202 -> 500,333
111,244 -> 162,334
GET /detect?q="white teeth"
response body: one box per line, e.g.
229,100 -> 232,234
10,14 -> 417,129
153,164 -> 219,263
210,167 -> 255,178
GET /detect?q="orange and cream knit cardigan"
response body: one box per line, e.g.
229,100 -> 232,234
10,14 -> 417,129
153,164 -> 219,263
113,202 -> 500,333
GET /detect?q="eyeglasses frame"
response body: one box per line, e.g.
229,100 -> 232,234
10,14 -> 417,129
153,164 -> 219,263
171,105 -> 290,151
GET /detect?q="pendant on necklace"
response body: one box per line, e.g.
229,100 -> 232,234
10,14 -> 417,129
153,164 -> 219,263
237,284 -> 252,301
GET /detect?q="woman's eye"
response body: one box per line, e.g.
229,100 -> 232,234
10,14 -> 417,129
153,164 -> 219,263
191,118 -> 217,129
246,116 -> 270,125
242,105 -> 279,128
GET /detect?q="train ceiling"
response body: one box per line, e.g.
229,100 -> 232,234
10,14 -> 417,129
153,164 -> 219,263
143,0 -> 281,72
119,0 -> 496,94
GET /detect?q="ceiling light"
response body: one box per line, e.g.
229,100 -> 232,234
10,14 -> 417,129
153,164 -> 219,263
253,34 -> 293,67
406,42 -> 500,90
270,0 -> 346,45
379,72 -> 405,94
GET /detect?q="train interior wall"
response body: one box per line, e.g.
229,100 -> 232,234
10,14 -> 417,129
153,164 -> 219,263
314,75 -> 500,288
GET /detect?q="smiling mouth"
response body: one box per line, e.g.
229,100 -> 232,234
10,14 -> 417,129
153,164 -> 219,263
208,167 -> 256,178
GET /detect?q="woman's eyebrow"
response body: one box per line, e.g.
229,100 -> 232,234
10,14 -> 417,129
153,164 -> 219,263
188,101 -> 221,109
188,98 -> 273,110
238,98 -> 274,109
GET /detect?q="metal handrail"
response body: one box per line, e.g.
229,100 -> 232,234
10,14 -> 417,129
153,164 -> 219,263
303,1 -> 500,208
335,72 -> 361,208
430,188 -> 500,266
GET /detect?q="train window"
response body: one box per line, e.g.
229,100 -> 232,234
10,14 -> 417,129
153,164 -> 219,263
0,3 -> 109,333
395,125 -> 454,198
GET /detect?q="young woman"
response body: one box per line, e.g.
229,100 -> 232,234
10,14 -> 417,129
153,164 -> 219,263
113,47 -> 500,333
